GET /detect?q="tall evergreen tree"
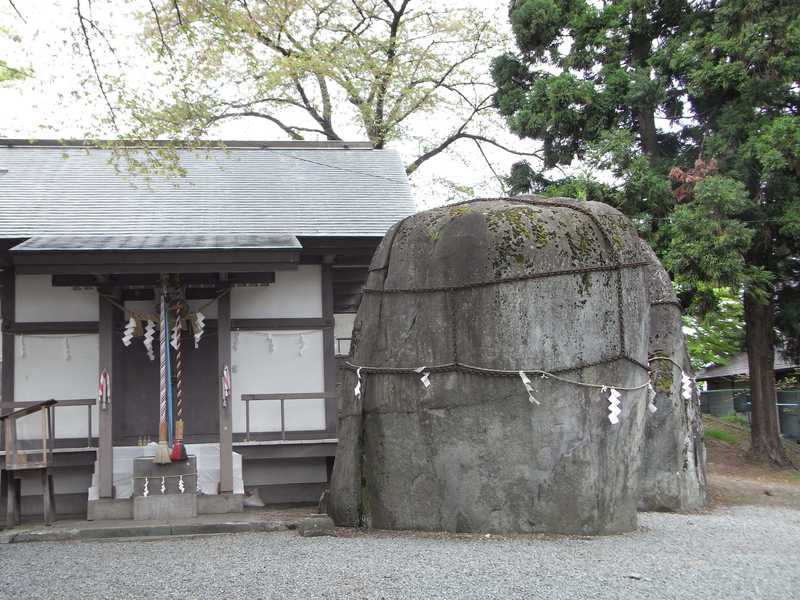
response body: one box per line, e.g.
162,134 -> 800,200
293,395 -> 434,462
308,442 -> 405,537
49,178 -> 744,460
493,0 -> 799,465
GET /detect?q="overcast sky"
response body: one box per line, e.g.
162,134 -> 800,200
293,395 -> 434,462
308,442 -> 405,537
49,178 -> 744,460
0,0 -> 564,210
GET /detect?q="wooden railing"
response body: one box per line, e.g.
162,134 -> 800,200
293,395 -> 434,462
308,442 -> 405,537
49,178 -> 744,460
240,393 -> 336,441
0,399 -> 58,470
0,399 -> 96,453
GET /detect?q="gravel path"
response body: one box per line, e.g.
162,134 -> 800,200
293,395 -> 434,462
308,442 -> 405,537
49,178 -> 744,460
1,506 -> 798,600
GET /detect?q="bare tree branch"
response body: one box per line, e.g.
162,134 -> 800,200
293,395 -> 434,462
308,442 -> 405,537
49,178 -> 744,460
473,138 -> 507,193
172,0 -> 183,26
148,0 -> 173,57
7,0 -> 25,23
76,0 -> 118,131
406,132 -> 544,175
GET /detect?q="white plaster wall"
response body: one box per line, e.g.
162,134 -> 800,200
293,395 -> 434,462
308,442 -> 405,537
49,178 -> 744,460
231,330 -> 325,433
14,334 -> 98,440
231,265 -> 321,318
15,274 -> 98,322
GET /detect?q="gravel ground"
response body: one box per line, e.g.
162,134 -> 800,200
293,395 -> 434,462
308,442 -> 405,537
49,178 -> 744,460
1,506 -> 798,600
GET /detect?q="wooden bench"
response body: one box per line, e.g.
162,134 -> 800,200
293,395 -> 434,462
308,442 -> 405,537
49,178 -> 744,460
1,399 -> 58,527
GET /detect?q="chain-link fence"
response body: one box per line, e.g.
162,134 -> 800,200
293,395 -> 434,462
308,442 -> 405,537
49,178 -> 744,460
699,388 -> 800,439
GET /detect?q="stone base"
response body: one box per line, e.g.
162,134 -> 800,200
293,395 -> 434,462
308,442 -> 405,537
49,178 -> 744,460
133,456 -> 197,495
87,498 -> 133,521
198,493 -> 244,515
297,514 -> 336,537
133,494 -> 198,521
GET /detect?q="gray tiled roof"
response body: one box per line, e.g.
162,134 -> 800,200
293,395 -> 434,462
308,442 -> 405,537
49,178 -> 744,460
0,143 -> 415,238
696,347 -> 799,380
12,234 -> 301,252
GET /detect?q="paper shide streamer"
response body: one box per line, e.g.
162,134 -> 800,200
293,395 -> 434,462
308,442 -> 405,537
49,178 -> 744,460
415,366 -> 431,389
647,384 -> 658,414
122,317 -> 136,347
518,371 -> 540,405
143,320 -> 156,361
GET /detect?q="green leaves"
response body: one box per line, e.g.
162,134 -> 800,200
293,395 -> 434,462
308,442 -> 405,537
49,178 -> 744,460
663,176 -> 755,288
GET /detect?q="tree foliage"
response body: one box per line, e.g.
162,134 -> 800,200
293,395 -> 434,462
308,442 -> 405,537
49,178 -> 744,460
493,0 -> 800,464
73,0 -> 530,176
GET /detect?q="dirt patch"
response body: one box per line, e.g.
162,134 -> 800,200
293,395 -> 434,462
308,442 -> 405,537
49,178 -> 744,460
704,416 -> 800,508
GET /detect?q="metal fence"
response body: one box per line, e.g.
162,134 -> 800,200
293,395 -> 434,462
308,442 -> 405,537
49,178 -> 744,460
699,388 -> 800,440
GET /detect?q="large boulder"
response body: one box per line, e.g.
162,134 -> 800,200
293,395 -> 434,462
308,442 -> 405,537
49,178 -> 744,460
330,197 -> 654,534
639,243 -> 708,511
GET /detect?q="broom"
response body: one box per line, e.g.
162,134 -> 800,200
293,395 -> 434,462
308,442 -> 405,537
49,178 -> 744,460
170,306 -> 188,462
153,289 -> 172,464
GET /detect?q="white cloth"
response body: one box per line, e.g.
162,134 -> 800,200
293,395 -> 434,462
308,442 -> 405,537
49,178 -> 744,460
88,443 -> 244,500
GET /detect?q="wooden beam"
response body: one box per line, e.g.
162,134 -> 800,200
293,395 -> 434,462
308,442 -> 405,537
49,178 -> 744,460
97,288 -> 116,498
53,272 -> 276,288
14,249 -> 299,266
11,322 -> 99,334
217,291 -> 233,494
18,262 -> 298,275
231,318 -> 331,330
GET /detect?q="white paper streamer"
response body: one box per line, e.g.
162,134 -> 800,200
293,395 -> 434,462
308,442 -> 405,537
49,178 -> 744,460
415,366 -> 431,389
122,317 -> 136,347
194,312 -> 206,349
518,371 -> 540,405
160,476 -> 166,495
607,387 -> 622,424
681,372 -> 694,400
63,337 -> 71,361
170,319 -> 181,351
144,320 -> 156,361
647,384 -> 658,414
354,367 -> 363,399
178,474 -> 185,494
143,477 -> 149,497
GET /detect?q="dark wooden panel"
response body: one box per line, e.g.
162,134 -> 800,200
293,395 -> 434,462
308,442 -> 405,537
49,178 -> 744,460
181,330 -> 220,442
113,306 -> 159,446
113,329 -> 220,445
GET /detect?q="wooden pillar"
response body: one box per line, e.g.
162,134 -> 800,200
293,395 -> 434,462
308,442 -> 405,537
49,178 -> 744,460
218,289 -> 233,494
1,268 -> 15,405
321,259 -> 337,434
97,288 -> 116,498
1,268 -> 16,457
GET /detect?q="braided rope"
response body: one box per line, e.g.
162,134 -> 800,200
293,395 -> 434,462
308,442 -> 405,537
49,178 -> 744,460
344,354 -> 652,384
363,261 -> 648,294
158,293 -> 167,435
174,317 -> 183,423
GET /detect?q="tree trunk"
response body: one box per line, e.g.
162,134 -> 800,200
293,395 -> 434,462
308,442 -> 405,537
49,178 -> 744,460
743,292 -> 791,466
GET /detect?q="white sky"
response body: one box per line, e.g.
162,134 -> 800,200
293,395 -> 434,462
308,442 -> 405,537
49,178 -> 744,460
0,0 -> 560,210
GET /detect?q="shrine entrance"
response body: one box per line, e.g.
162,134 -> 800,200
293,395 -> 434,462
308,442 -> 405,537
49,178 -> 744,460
113,324 -> 219,446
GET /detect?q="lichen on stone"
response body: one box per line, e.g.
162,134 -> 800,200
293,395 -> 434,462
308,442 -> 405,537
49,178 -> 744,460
485,205 -> 553,277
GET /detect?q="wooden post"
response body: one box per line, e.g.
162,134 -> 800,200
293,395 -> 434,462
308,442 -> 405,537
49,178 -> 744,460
218,289 -> 233,494
1,268 -> 16,463
1,268 -> 15,406
97,288 -> 116,498
321,259 -> 337,434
